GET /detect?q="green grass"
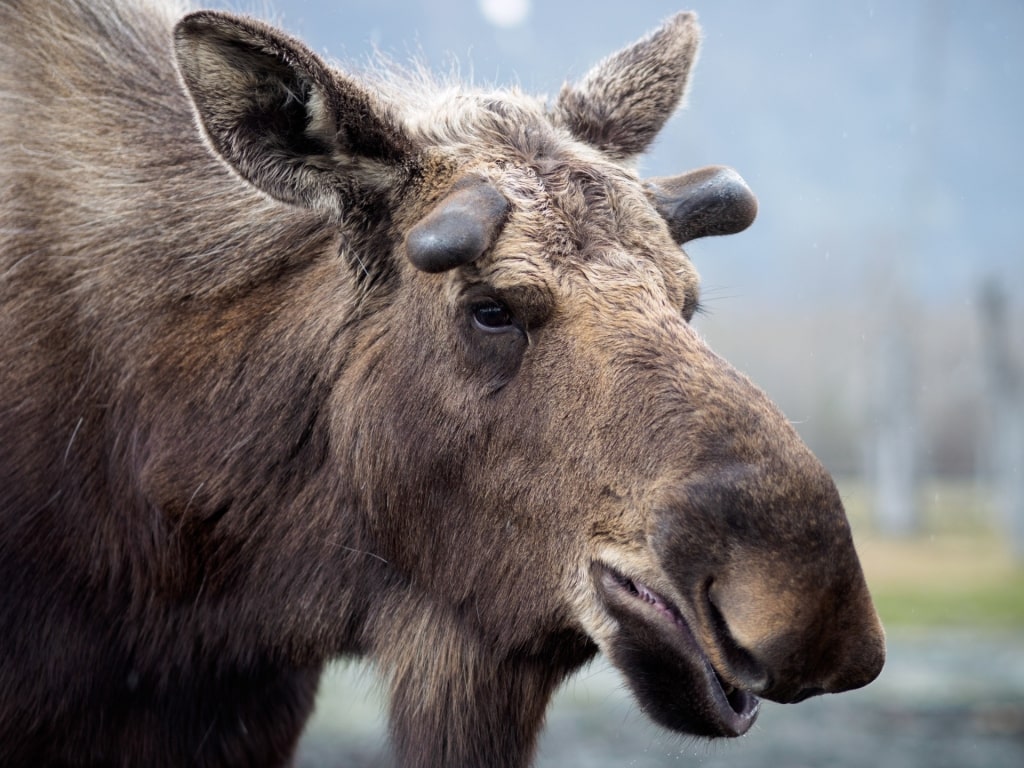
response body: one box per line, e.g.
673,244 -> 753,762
870,569 -> 1024,628
836,478 -> 1024,630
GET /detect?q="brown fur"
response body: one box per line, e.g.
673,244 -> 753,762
0,1 -> 885,766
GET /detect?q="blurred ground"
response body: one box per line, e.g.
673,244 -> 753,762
296,629 -> 1024,767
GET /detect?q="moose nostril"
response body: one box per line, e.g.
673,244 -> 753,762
705,583 -> 770,692
703,564 -> 886,705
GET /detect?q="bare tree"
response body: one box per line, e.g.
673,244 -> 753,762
868,302 -> 919,537
978,280 -> 1024,561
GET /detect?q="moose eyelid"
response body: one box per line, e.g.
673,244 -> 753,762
470,300 -> 520,335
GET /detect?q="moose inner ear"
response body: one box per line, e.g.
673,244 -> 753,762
405,178 -> 510,273
174,11 -> 414,213
646,166 -> 758,245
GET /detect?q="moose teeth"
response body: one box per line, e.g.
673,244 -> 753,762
607,568 -> 683,623
620,574 -> 683,625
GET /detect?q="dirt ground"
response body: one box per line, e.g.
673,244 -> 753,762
296,628 -> 1024,767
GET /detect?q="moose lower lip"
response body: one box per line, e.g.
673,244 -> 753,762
598,563 -> 760,735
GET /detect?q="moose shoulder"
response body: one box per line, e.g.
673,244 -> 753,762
0,1 -> 885,766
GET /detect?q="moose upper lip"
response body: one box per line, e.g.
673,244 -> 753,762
597,562 -> 760,736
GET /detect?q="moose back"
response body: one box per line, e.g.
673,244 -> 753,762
0,1 -> 885,766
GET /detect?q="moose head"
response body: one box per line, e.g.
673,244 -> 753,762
171,8 -> 885,762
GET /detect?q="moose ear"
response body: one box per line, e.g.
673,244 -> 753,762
552,12 -> 701,160
173,11 -> 414,213
646,166 -> 758,244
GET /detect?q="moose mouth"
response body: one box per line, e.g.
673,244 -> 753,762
594,562 -> 760,737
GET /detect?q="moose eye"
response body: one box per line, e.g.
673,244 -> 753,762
471,300 -> 517,333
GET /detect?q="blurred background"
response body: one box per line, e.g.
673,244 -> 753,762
206,0 -> 1024,764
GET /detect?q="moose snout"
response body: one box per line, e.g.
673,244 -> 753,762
651,448 -> 885,709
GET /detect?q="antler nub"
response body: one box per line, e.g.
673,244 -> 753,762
646,166 -> 758,245
405,178 -> 510,273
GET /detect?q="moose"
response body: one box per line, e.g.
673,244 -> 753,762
0,0 -> 885,766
